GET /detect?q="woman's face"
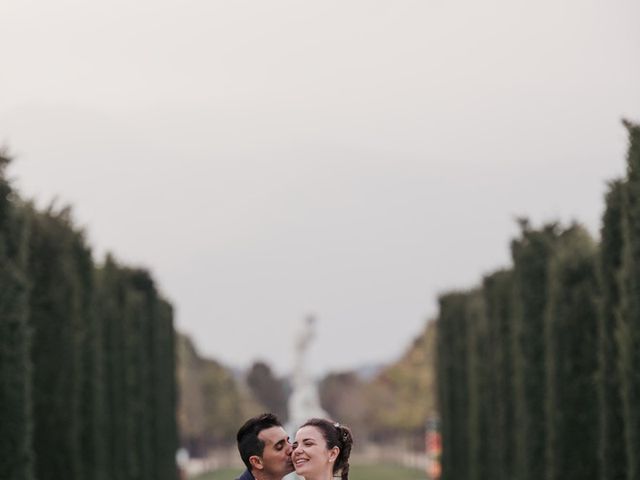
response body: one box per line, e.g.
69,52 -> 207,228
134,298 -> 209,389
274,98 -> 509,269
292,425 -> 339,479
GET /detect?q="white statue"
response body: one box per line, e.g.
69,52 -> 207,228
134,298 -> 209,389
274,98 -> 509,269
292,315 -> 315,392
287,315 -> 328,461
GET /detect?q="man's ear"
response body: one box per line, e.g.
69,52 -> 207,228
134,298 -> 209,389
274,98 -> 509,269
249,455 -> 264,471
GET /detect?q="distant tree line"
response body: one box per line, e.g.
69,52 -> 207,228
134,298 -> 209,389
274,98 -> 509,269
436,120 -> 640,480
319,321 -> 438,447
0,153 -> 179,480
176,335 -> 271,455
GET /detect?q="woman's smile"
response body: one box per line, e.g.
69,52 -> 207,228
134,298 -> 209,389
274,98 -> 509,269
292,425 -> 338,479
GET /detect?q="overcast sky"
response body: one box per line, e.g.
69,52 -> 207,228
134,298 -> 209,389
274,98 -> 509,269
1,1 -> 639,376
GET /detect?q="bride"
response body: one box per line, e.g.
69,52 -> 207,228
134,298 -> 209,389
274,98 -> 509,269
291,418 -> 353,480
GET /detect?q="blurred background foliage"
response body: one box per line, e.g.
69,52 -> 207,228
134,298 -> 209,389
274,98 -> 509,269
176,320 -> 437,451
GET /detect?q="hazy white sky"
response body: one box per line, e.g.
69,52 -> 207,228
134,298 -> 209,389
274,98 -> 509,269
1,1 -> 639,375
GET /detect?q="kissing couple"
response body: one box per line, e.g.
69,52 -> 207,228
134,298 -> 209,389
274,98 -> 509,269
235,413 -> 353,480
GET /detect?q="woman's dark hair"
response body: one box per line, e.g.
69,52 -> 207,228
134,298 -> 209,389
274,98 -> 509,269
300,418 -> 353,480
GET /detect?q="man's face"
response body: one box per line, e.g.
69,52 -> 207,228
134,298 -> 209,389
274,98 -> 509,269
254,426 -> 294,478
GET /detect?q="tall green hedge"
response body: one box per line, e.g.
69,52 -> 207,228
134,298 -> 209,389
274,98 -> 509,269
98,259 -> 179,480
27,206 -> 94,480
154,299 -> 179,480
511,222 -> 558,480
466,290 -> 490,480
544,225 -> 599,480
619,121 -> 640,480
0,153 -> 33,480
436,292 -> 472,480
435,121 -> 640,480
482,269 -> 515,480
597,180 -> 627,480
0,154 -> 179,480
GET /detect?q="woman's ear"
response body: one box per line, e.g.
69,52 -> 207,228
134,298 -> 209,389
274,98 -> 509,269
250,455 -> 264,471
329,446 -> 340,463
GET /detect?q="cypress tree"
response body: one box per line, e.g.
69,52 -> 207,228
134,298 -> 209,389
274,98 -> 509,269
618,120 -> 640,480
435,295 -> 454,480
436,291 -> 472,480
154,299 -> 179,480
0,152 -> 33,480
466,289 -> 491,480
107,264 -> 150,480
98,258 -> 178,480
131,268 -> 178,480
511,220 -> 559,480
98,257 -> 129,480
545,225 -> 599,480
27,206 -> 93,480
79,256 -> 105,480
483,269 -> 515,480
127,269 -> 154,480
597,179 -> 627,480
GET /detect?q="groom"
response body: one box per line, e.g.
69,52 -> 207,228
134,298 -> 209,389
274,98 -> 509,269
235,413 -> 294,480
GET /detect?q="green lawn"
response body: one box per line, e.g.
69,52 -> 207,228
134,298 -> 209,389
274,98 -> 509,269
193,467 -> 242,480
193,464 -> 425,480
349,464 -> 426,480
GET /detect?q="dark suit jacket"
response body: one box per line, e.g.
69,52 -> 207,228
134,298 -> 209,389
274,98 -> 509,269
236,469 -> 255,480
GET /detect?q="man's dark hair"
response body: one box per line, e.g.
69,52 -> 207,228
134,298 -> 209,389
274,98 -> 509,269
236,413 -> 283,471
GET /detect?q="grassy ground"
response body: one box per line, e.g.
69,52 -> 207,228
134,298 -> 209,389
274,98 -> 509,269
348,464 -> 426,480
193,467 -> 242,480
193,464 -> 426,480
